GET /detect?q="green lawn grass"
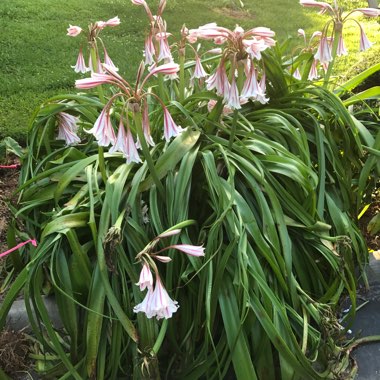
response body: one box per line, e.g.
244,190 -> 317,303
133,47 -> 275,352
1,0 -> 378,142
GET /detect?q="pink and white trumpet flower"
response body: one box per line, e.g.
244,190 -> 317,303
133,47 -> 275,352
57,112 -> 81,145
71,48 -> 89,74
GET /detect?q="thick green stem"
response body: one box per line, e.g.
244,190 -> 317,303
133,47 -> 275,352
236,62 -> 245,93
90,45 -> 105,103
134,112 -> 165,197
152,319 -> 168,355
229,109 -> 239,150
228,63 -> 244,149
98,146 -> 107,184
158,75 -> 167,103
323,24 -> 342,89
179,52 -> 185,102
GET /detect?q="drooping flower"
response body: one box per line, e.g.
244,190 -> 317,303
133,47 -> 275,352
256,73 -> 269,104
308,59 -> 319,80
57,112 -> 81,145
163,107 -> 183,141
144,34 -> 156,65
240,64 -> 262,99
314,37 -> 332,64
67,25 -> 82,37
71,48 -> 89,74
293,67 -> 302,80
337,35 -> 348,56
225,77 -> 241,109
86,106 -> 116,146
109,118 -> 129,156
359,26 -> 373,51
133,288 -> 153,316
136,263 -> 153,291
133,276 -> 179,319
206,64 -> 230,97
125,127 -> 142,164
149,277 -> 179,319
191,55 -> 207,80
141,105 -> 155,147
103,47 -> 119,71
156,32 -> 173,62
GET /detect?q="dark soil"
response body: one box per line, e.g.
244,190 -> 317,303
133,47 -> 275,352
0,329 -> 31,378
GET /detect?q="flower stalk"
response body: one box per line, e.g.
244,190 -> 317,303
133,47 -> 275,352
323,22 -> 342,88
133,111 -> 165,197
179,52 -> 186,102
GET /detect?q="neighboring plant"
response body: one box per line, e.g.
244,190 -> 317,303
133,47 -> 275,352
294,0 -> 380,86
0,137 -> 23,163
0,0 -> 379,379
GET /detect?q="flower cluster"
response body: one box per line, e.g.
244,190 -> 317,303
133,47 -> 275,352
132,0 -> 174,66
67,16 -> 120,74
133,228 -> 205,319
74,62 -> 182,162
186,23 -> 276,108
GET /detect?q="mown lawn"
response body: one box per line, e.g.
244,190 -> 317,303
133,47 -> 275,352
0,0 -> 378,142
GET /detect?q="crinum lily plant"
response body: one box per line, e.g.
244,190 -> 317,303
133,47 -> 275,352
1,0 -> 380,379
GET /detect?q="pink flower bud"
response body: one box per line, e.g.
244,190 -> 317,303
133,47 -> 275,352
170,244 -> 205,257
153,255 -> 172,263
158,229 -> 182,238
